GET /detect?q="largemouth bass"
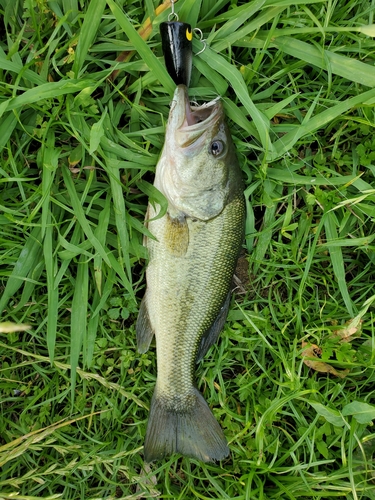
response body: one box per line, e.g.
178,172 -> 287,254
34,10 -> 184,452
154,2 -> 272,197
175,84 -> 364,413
136,85 -> 245,462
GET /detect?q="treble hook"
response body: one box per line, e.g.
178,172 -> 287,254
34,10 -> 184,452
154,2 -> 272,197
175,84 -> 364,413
193,28 -> 207,56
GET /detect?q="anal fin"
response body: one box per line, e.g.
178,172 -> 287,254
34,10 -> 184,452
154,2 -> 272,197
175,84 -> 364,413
136,295 -> 155,353
196,292 -> 231,363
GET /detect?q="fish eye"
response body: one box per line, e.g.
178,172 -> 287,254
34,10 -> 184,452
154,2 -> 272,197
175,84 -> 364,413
210,140 -> 224,156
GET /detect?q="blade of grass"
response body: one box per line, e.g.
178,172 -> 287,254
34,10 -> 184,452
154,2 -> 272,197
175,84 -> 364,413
263,93 -> 301,121
211,5 -> 285,52
298,216 -> 325,308
100,136 -> 157,167
0,112 -> 18,150
267,168 -> 357,186
106,250 -> 135,301
41,130 -> 59,236
63,0 -> 78,24
271,87 -> 375,159
57,235 -> 94,260
319,235 -> 375,247
70,254 -> 89,403
85,288 -> 101,370
0,48 -> 46,85
108,0 -> 173,81
54,224 -> 81,289
44,222 -> 58,364
251,204 -> 277,273
244,181 -> 261,253
200,0 -> 323,27
86,193 -> 112,368
209,0 -> 267,45
91,266 -> 116,319
324,211 -> 354,316
48,1 -> 73,37
13,250 -> 44,313
72,0 -> 106,78
193,57 -> 228,95
89,108 -> 107,155
255,390 -> 314,462
223,98 -> 258,139
273,36 -> 375,88
138,179 -> 168,222
1,80 -> 96,115
0,226 -> 42,314
93,192 -> 111,294
179,0 -> 202,27
106,157 -> 132,287
0,410 -> 107,465
61,167 -> 111,268
347,420 -> 359,500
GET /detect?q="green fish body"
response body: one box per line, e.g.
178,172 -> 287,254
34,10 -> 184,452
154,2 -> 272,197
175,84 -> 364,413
136,85 -> 245,462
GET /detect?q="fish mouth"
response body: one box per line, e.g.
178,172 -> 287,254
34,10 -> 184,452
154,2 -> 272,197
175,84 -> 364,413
173,85 -> 223,147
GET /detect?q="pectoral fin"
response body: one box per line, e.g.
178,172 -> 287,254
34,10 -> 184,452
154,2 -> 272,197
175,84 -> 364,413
164,213 -> 189,256
196,292 -> 231,363
136,295 -> 155,353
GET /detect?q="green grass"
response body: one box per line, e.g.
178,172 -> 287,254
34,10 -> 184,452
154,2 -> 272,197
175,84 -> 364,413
1,0 -> 375,498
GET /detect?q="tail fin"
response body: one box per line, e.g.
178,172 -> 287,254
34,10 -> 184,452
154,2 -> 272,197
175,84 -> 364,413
144,388 -> 229,463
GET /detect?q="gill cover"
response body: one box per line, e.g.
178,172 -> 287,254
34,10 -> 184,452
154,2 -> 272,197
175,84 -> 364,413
160,21 -> 192,87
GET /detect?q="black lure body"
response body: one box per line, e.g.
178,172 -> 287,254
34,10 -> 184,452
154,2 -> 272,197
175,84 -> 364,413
160,21 -> 192,87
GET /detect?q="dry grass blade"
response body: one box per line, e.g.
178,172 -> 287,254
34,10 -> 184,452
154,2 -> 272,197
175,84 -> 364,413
0,411 -> 109,467
301,342 -> 350,378
0,322 -> 31,333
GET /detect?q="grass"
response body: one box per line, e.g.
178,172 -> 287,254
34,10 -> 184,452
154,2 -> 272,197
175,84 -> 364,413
1,0 -> 375,498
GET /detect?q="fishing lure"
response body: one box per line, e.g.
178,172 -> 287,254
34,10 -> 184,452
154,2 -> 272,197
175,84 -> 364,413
159,0 -> 206,87
160,19 -> 193,87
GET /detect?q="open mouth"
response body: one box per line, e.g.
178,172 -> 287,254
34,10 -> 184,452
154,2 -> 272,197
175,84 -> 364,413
184,97 -> 222,127
183,96 -> 222,129
174,86 -> 222,148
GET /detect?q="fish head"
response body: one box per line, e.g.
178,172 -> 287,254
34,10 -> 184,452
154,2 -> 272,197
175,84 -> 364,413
156,85 -> 239,221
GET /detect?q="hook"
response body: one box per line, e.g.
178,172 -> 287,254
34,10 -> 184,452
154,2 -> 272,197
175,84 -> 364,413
193,28 -> 207,55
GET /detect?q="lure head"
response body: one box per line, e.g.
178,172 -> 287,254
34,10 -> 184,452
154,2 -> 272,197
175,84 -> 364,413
160,22 -> 193,87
